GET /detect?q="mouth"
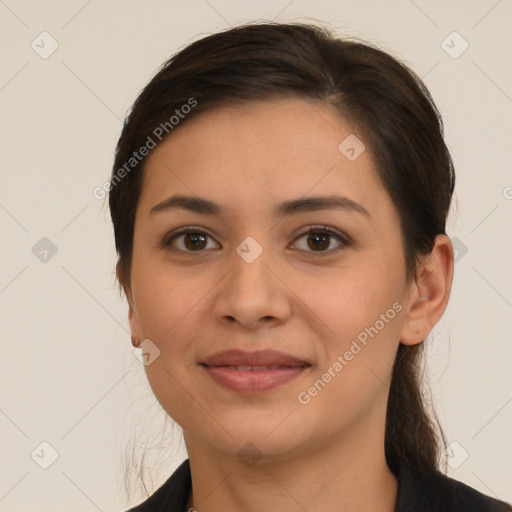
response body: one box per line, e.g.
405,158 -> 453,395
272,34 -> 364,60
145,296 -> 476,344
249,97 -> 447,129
199,349 -> 311,393
209,364 -> 302,371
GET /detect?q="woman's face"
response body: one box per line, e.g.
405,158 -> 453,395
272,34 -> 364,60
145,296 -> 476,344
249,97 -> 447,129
126,98 -> 416,460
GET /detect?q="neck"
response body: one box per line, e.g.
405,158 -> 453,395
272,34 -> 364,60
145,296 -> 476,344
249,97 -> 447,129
183,422 -> 397,512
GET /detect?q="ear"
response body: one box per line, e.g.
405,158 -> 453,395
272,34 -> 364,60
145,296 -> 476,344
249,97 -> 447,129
116,261 -> 141,339
400,234 -> 454,346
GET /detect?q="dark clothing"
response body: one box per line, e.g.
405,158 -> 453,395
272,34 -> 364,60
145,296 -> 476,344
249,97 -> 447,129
126,458 -> 511,511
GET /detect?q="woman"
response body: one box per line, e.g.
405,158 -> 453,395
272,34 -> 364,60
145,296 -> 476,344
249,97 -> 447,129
109,22 -> 511,512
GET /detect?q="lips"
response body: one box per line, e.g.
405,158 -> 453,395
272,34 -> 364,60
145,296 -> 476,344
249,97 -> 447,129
201,349 -> 309,367
200,349 -> 310,393
217,364 -> 288,371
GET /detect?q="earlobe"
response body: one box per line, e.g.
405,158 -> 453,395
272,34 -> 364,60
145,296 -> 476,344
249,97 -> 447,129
117,261 -> 134,306
400,234 -> 454,346
116,261 -> 126,294
127,297 -> 142,341
116,260 -> 141,341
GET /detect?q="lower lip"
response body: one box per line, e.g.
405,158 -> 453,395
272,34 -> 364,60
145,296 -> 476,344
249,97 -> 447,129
201,365 -> 309,393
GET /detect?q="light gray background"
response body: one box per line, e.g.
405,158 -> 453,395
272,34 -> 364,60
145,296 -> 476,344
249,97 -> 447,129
1,1 -> 511,510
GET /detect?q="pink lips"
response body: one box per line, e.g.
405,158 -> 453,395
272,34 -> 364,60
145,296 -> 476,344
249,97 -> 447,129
200,349 -> 310,393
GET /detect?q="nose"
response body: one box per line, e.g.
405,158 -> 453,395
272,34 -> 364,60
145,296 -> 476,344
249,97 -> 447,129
212,247 -> 292,331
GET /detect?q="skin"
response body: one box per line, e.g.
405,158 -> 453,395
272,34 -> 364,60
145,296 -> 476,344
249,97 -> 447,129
120,98 -> 454,512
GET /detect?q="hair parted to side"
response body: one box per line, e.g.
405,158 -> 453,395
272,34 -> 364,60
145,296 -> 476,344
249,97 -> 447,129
110,21 -> 454,491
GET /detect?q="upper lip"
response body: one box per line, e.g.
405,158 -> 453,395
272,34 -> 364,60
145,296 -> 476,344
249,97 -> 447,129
200,349 -> 310,367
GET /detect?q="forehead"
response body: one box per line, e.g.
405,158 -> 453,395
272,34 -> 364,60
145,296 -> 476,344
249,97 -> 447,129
148,98 -> 359,164
138,98 -> 389,218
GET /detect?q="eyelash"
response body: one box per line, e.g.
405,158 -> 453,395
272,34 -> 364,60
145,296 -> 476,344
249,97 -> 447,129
160,226 -> 351,256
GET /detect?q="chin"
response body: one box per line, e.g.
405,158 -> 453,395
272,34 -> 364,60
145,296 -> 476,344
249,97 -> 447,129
199,413 -> 314,461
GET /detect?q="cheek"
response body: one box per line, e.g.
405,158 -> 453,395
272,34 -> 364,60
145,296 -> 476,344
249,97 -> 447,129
130,265 -> 208,425
131,260 -> 201,344
301,263 -> 405,402
297,274 -> 403,427
304,263 -> 404,341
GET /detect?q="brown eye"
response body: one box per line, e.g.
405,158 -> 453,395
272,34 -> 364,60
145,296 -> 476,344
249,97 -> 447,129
162,226 -> 349,255
292,227 -> 349,254
163,230 -> 219,252
183,232 -> 208,250
307,232 -> 330,251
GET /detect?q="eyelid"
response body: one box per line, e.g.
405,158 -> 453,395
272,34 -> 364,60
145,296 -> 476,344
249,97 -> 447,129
291,225 -> 351,255
159,225 -> 219,251
160,225 -> 351,253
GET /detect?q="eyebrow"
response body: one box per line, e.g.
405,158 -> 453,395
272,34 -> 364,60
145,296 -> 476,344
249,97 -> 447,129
150,194 -> 370,218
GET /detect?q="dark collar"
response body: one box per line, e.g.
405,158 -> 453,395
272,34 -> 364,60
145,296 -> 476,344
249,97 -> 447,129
127,458 -> 511,512
393,463 -> 511,511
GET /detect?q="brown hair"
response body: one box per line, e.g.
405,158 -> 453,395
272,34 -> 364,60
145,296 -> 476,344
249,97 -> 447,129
110,21 -> 454,481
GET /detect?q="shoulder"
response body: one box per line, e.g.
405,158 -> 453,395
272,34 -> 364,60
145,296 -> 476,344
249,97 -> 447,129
396,465 -> 512,512
124,459 -> 191,512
